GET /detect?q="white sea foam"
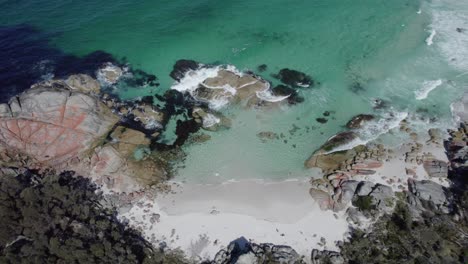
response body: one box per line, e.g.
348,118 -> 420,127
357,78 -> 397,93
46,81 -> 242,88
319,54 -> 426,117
144,118 -> 163,130
414,79 -> 443,100
450,92 -> 468,123
34,60 -> 55,81
255,90 -> 290,102
328,111 -> 408,153
296,82 -> 310,88
171,65 -> 242,110
427,0 -> 468,70
202,113 -> 221,128
425,29 -> 436,46
96,62 -> 124,85
172,67 -> 221,93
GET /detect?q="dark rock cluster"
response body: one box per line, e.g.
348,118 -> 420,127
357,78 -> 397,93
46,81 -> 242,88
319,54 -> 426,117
313,122 -> 468,264
208,237 -> 304,264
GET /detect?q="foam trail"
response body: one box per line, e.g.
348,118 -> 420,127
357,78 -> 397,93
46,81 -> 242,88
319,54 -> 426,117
256,90 -> 290,102
171,67 -> 221,93
171,65 -> 245,110
327,111 -> 409,153
425,29 -> 436,46
414,79 -> 443,100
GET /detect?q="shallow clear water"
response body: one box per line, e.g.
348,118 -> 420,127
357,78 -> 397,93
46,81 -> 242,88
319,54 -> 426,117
1,0 -> 467,183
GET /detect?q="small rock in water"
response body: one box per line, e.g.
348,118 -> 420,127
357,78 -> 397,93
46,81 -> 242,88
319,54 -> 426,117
169,59 -> 199,81
349,82 -> 365,93
316,118 -> 328,124
323,111 -> 330,116
372,98 -> 388,109
257,131 -> 279,142
257,64 -> 268,72
272,68 -> 313,88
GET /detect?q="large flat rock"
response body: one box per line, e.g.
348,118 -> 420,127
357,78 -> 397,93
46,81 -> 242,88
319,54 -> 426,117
0,86 -> 118,166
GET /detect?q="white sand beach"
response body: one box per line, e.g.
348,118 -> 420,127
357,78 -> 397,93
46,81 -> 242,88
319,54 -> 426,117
120,179 -> 349,262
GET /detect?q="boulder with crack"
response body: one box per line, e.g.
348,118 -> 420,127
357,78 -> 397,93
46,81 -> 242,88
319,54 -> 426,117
0,84 -> 118,167
0,78 -> 167,193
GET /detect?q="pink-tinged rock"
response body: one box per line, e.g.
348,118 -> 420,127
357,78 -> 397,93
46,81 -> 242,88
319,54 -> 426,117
352,160 -> 383,169
0,86 -> 118,167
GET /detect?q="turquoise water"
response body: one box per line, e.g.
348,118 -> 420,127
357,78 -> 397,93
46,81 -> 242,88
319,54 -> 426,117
1,0 -> 467,183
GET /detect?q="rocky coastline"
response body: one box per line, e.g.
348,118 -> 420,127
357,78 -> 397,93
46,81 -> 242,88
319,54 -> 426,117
0,57 -> 467,263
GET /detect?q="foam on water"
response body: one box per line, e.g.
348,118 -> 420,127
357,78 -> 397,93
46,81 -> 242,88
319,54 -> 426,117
171,65 -> 241,110
96,62 -> 125,86
202,113 -> 221,128
144,118 -> 163,130
425,29 -> 437,46
428,0 -> 468,70
255,89 -> 290,103
328,110 -> 409,153
414,79 -> 443,100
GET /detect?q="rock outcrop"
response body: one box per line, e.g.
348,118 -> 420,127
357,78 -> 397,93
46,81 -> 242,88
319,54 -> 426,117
96,62 -> 124,85
192,108 -> 231,131
211,237 -> 304,264
170,59 -> 199,81
311,249 -> 344,264
305,131 -> 369,173
273,68 -> 313,88
408,179 -> 451,214
345,114 -> 374,129
0,84 -> 117,167
198,69 -> 269,103
66,74 -> 101,94
0,76 -> 168,193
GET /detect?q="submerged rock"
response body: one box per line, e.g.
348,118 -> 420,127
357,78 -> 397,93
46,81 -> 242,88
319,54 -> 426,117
257,64 -> 268,72
110,126 -> 150,157
257,131 -> 279,142
273,68 -> 313,88
192,107 -> 231,131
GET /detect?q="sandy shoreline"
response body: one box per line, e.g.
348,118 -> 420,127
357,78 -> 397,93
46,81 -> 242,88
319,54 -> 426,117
119,128 -> 453,262
120,178 -> 349,262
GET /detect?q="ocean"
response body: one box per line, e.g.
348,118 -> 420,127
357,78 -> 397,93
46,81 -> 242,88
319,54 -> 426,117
1,0 -> 467,183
